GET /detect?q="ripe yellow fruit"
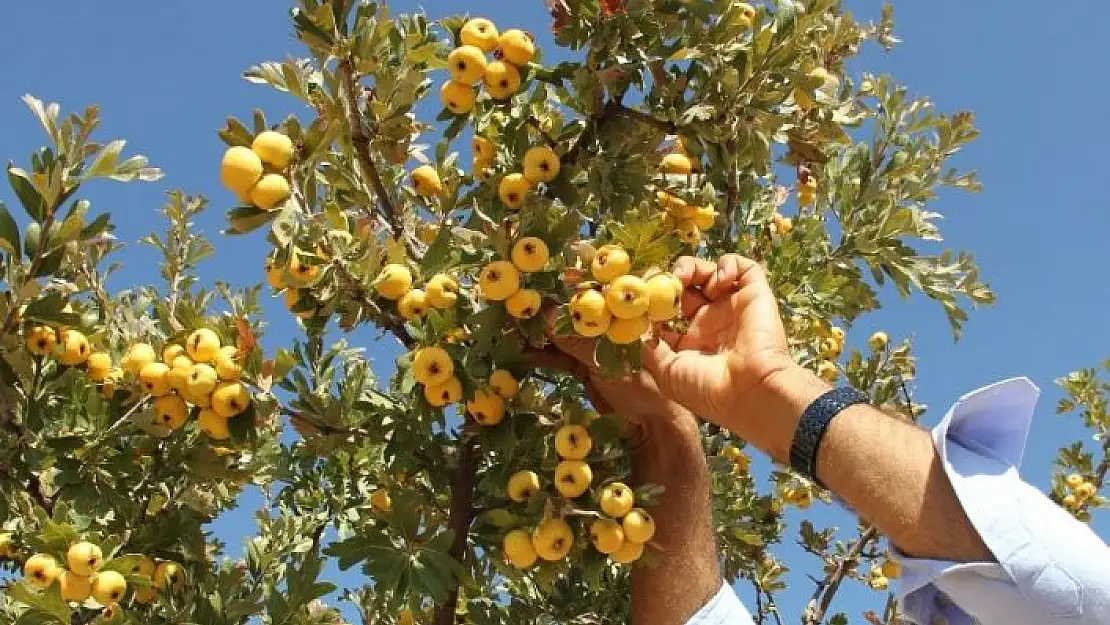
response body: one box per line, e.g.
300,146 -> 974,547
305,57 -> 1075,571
497,29 -> 535,66
604,275 -> 650,320
555,424 -> 592,460
506,289 -> 541,319
251,130 -> 294,169
398,289 -> 430,320
675,219 -> 701,245
590,519 -> 625,555
426,274 -> 459,309
424,376 -> 463,408
24,553 -> 60,589
287,251 -> 320,286
880,558 -> 902,579
522,146 -> 560,183
412,347 -> 454,387
622,508 -> 656,544
869,575 -> 889,591
572,312 -> 611,338
264,258 -> 286,290
511,237 -> 549,273
138,362 -> 172,397
661,153 -> 694,175
376,264 -> 414,300
721,444 -> 742,462
817,360 -> 838,382
447,45 -> 488,85
467,388 -> 506,426
1067,474 -> 1085,489
461,18 -> 499,53
503,529 -> 537,569
472,136 -> 496,161
187,328 -> 221,363
691,205 -> 717,230
370,489 -> 392,512
85,352 -> 112,382
645,273 -> 681,322
153,394 -> 189,430
250,174 -> 292,210
591,245 -> 632,283
610,537 -> 644,564
91,570 -> 127,605
489,369 -> 520,399
441,81 -> 478,115
732,2 -> 757,27
508,470 -> 541,502
122,343 -> 157,375
532,519 -> 574,562
187,363 -> 219,398
1064,494 -> 1079,508
554,459 -> 592,498
220,146 -> 264,195
772,212 -> 793,235
285,289 -> 315,320
68,541 -> 104,576
570,289 -> 608,318
606,315 -> 650,345
211,381 -> 251,418
479,261 -> 521,301
162,344 -> 185,365
411,165 -> 444,197
214,346 -> 241,381
599,482 -> 635,518
484,61 -> 522,100
59,571 -> 92,602
1076,482 -> 1097,500
198,409 -> 230,440
27,325 -> 57,356
153,561 -> 184,592
57,329 -> 91,366
498,172 -> 532,209
868,331 -> 889,352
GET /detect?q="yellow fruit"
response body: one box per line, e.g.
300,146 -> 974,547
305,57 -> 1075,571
1064,494 -> 1079,508
532,519 -> 574,562
570,289 -> 608,318
153,561 -> 184,592
498,172 -> 532,209
122,343 -> 156,375
59,571 -> 92,602
376,264 -> 414,300
412,347 -> 454,387
0,533 -> 14,559
211,381 -> 251,418
398,289 -> 430,320
610,538 -> 644,564
91,570 -> 127,605
772,212 -> 793,235
472,136 -> 496,161
250,174 -> 291,210
186,328 -> 221,363
214,346 -> 241,381
424,376 -> 463,408
880,559 -> 902,579
554,424 -> 592,460
86,352 -> 113,382
57,329 -> 91,366
467,389 -> 505,426
503,529 -> 537,569
251,130 -> 294,169
426,274 -> 459,309
461,18 -> 499,53
288,251 -> 320,285
606,315 -> 650,345
370,489 -> 392,512
1076,482 -> 1097,500
484,61 -> 522,99
1067,474 -> 1084,489
691,205 -> 717,230
554,459 -> 592,498
817,360 -> 838,382
285,289 -> 315,319
590,519 -> 625,555
489,369 -> 520,399
497,29 -> 535,66
472,156 -> 493,180
186,363 -> 219,398
599,482 -> 635,518
27,325 -> 57,356
511,237 -> 549,272
645,273 -> 681,322
675,219 -> 701,245
522,146 -> 560,183
138,362 -> 172,397
591,245 -> 632,283
220,146 -> 264,195
661,153 -> 694,175
198,409 -> 230,440
411,165 -> 444,197
869,575 -> 889,591
264,258 -> 286,290
417,223 -> 440,245
153,394 -> 189,430
868,331 -> 889,352
572,312 -> 611,338
398,609 -> 416,625
447,45 -> 488,85
721,445 -> 742,462
24,553 -> 60,589
622,508 -> 656,544
506,289 -> 541,319
508,470 -> 541,502
68,541 -> 104,576
604,275 -> 649,320
162,344 -> 185,365
478,261 -> 521,301
829,326 -> 845,342
441,81 -> 478,115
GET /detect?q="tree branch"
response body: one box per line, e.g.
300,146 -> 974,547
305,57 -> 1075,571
432,437 -> 479,625
804,525 -> 880,625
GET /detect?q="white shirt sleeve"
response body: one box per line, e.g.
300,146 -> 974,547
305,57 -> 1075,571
683,581 -> 755,625
895,377 -> 1110,625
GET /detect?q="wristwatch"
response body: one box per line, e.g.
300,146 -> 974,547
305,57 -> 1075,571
789,387 -> 869,485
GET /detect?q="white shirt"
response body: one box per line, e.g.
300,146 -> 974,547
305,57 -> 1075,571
684,378 -> 1110,625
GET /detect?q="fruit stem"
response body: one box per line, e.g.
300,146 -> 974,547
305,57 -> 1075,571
432,438 -> 478,625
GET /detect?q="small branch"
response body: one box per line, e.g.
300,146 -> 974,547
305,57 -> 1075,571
432,438 -> 479,625
804,526 -> 880,625
615,105 -> 679,134
724,139 -> 740,236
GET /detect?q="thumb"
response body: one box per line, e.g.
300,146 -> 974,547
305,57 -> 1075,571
641,336 -> 679,394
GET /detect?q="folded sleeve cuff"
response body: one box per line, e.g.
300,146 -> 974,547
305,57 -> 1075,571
684,581 -> 754,625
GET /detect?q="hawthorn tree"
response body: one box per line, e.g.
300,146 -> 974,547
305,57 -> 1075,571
0,1 -> 1106,625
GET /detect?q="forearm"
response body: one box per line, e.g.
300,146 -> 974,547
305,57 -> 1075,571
727,364 -> 992,562
628,413 -> 721,625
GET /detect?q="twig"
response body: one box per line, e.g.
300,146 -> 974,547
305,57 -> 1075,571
431,438 -> 478,625
614,105 -> 678,134
804,526 -> 880,625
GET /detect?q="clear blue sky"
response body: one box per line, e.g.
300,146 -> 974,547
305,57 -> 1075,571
1,1 -> 1107,622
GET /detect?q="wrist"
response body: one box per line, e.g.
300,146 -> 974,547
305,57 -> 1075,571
730,363 -> 830,464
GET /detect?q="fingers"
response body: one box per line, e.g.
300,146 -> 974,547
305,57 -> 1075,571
641,335 -> 677,391
672,256 -> 718,290
673,254 -> 766,302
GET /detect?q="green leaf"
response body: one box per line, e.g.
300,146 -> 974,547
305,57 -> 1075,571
86,139 -> 125,178
0,201 -> 21,258
6,582 -> 70,623
225,206 -> 278,235
8,165 -> 46,221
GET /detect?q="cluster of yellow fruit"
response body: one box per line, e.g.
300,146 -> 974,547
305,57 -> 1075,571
812,325 -> 847,383
496,145 -> 561,209
569,244 -> 681,344
219,130 -> 294,210
866,557 -> 902,591
1063,473 -> 1100,511
20,540 -> 179,610
439,18 -> 535,114
26,324 -> 97,369
780,483 -> 814,509
372,263 -> 460,321
768,212 -> 794,237
265,248 -> 328,319
719,444 -> 751,474
475,236 -> 551,318
656,191 -> 716,246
